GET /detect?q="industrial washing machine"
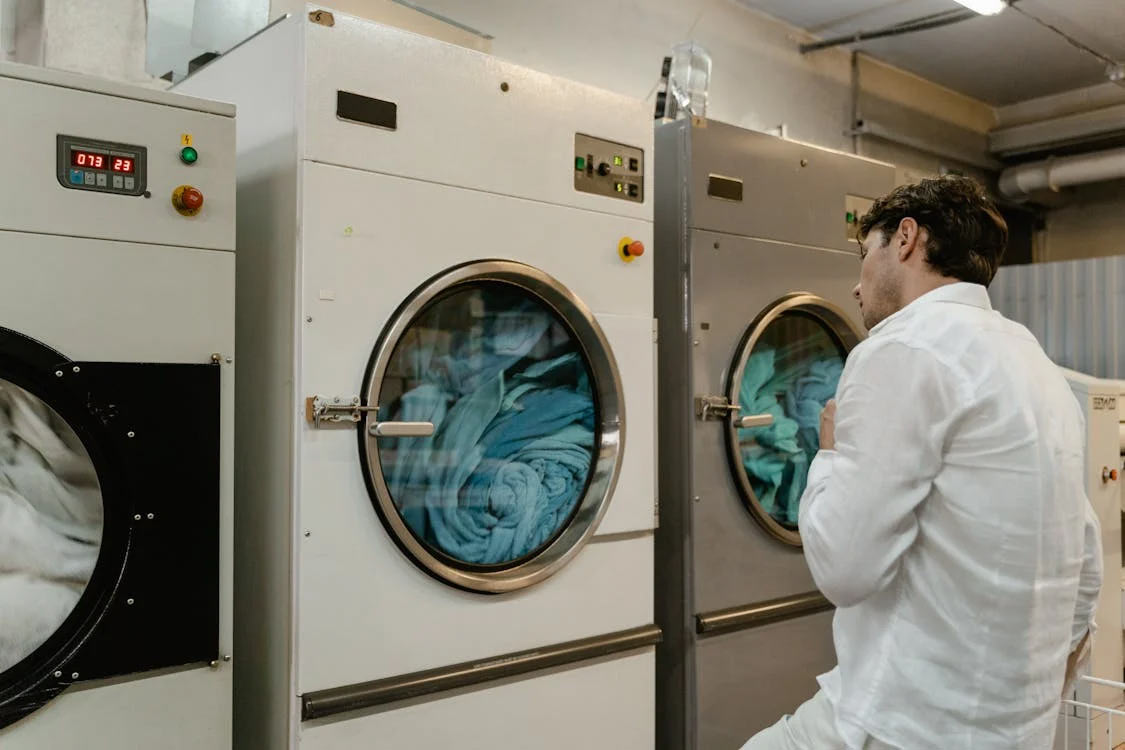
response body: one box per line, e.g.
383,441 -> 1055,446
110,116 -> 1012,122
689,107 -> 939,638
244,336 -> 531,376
176,9 -> 657,749
1056,369 -> 1124,749
0,62 -> 234,748
654,119 -> 895,749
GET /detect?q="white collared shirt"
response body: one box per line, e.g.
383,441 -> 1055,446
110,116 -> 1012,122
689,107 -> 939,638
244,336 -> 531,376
799,282 -> 1102,749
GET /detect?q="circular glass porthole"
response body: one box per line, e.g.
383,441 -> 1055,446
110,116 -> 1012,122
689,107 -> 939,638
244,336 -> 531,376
360,261 -> 625,593
725,294 -> 862,546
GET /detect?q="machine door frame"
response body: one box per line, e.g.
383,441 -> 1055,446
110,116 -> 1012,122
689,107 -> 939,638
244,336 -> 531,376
723,294 -> 863,546
359,260 -> 626,594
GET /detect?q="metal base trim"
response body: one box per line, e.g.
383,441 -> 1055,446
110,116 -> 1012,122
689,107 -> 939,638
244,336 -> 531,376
301,624 -> 662,721
696,592 -> 832,637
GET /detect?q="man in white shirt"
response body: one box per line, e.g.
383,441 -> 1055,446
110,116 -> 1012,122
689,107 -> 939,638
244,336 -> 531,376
742,176 -> 1102,750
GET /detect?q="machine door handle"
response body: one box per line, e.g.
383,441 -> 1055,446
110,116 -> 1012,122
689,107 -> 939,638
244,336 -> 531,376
369,421 -> 435,438
736,413 -> 775,429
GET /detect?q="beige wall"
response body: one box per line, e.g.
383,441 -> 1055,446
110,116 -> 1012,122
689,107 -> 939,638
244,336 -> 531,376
1040,181 -> 1125,262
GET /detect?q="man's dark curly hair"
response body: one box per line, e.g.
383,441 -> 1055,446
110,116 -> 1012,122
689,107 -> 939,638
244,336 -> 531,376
859,175 -> 1009,287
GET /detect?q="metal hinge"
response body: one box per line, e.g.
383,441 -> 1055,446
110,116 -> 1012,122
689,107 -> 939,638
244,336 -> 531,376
695,395 -> 774,429
305,395 -> 435,438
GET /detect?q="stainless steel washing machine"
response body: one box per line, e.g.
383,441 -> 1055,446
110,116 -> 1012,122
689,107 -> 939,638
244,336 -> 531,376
654,119 -> 895,750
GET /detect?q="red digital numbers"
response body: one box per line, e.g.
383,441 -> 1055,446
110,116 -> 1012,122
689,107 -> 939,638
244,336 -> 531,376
71,149 -> 135,172
72,151 -> 105,169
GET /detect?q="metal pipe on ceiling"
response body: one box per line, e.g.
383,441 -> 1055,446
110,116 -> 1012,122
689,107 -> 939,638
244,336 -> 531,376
998,145 -> 1125,198
799,9 -> 976,54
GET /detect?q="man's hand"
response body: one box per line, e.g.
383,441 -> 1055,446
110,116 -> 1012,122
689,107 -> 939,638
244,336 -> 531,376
1062,631 -> 1092,697
820,399 -> 837,451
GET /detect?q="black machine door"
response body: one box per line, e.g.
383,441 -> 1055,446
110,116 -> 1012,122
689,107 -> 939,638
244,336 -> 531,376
0,327 -> 221,728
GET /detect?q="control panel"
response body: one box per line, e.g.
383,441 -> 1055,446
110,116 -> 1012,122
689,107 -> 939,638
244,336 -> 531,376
845,194 -> 875,243
57,134 -> 147,196
574,133 -> 644,203
1,65 -> 233,249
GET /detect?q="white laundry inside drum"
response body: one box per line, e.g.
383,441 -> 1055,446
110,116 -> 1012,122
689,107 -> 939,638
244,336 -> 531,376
0,379 -> 103,675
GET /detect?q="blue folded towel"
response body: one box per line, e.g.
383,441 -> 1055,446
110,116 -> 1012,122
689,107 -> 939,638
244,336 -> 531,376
736,345 -> 843,528
380,313 -> 597,565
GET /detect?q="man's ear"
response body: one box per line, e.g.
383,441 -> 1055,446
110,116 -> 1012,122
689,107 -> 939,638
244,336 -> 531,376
896,217 -> 922,262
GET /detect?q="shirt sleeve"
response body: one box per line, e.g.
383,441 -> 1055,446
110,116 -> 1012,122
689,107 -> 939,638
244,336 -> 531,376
1072,498 -> 1102,650
798,339 -> 966,608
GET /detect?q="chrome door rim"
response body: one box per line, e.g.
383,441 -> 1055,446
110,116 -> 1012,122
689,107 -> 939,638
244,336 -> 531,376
360,260 -> 625,593
724,293 -> 863,546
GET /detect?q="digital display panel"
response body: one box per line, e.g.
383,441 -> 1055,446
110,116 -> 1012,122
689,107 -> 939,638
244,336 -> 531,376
58,134 -> 147,195
71,150 -> 106,169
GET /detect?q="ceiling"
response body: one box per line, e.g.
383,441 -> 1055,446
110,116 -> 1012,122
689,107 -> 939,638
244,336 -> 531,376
737,0 -> 1125,105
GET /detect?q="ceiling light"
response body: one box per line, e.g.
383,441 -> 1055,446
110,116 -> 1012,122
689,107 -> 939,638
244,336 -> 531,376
952,0 -> 1007,15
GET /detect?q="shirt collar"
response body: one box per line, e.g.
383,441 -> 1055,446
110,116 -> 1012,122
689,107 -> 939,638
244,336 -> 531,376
869,282 -> 992,335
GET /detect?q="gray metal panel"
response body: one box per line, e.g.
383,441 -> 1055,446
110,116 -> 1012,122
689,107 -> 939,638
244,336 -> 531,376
689,230 -> 864,613
686,120 -> 894,254
695,609 -> 836,749
654,118 -> 696,750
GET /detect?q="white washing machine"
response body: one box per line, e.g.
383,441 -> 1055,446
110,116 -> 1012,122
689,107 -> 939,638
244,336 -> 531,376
175,9 -> 656,750
1057,369 -> 1124,749
0,63 -> 235,747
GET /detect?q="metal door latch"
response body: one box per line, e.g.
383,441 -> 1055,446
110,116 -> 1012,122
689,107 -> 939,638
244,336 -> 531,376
306,395 -> 435,437
695,395 -> 775,429
696,395 -> 738,420
306,395 -> 376,428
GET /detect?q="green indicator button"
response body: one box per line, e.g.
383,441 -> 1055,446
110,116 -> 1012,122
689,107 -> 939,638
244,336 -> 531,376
180,146 -> 199,165
613,155 -> 623,166
575,156 -> 586,171
846,211 -> 856,224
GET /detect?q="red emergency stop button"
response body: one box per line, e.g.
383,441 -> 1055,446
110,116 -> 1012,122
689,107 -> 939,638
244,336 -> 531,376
1104,467 -> 1120,484
172,185 -> 204,216
181,187 -> 203,210
618,236 -> 646,263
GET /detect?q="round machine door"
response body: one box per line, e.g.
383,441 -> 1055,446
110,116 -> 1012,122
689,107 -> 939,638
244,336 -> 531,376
359,260 -> 624,593
0,329 -> 120,726
0,326 -> 223,728
724,294 -> 863,546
